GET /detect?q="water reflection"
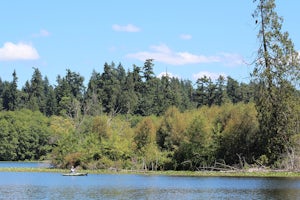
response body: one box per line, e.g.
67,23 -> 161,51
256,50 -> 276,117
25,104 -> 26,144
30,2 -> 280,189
0,161 -> 51,168
0,172 -> 300,199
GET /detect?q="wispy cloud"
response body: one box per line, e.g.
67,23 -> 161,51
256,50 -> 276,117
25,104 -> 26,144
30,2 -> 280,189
112,24 -> 141,32
193,71 -> 227,81
219,52 -> 244,66
126,44 -> 219,65
32,29 -> 50,37
157,72 -> 180,79
0,42 -> 39,61
126,44 -> 244,66
180,34 -> 192,40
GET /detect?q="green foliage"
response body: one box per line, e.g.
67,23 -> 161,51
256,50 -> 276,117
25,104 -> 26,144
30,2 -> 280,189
2,101 -> 298,171
0,64 -> 298,171
50,114 -> 134,169
174,115 -> 212,170
133,117 -> 162,170
0,109 -> 52,161
0,118 -> 18,160
157,107 -> 188,151
252,0 -> 300,165
1,71 -> 19,111
91,115 -> 109,139
0,24 -> 298,171
1,61 -> 259,117
216,103 -> 259,165
134,117 -> 156,152
55,69 -> 85,116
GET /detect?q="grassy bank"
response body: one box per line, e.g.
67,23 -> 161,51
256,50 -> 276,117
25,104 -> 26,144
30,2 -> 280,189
1,167 -> 300,178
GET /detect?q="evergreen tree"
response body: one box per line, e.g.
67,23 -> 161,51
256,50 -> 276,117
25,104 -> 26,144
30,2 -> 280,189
143,59 -> 155,81
214,75 -> 228,105
117,69 -> 138,115
168,78 -> 183,110
179,79 -> 195,110
132,64 -> 143,93
156,75 -> 172,115
136,60 -> 157,116
30,68 -> 46,112
43,77 -> 57,116
55,69 -> 85,116
115,63 -> 133,114
195,76 -> 215,107
2,70 -> 19,111
0,78 -> 3,110
252,0 -> 300,165
10,70 -> 19,110
85,70 -> 104,116
226,76 -> 241,104
101,62 -> 121,114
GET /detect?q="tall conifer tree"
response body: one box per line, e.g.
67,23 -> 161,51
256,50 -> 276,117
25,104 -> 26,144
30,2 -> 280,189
252,0 -> 300,164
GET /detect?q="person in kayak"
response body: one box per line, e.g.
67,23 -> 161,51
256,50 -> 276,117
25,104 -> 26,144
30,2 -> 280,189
70,166 -> 76,173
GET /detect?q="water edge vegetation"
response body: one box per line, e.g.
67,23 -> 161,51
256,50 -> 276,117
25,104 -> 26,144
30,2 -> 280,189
0,0 -> 299,173
1,166 -> 300,178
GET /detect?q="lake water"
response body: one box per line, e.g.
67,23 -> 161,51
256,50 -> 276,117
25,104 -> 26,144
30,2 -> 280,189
1,163 -> 300,199
0,161 -> 51,168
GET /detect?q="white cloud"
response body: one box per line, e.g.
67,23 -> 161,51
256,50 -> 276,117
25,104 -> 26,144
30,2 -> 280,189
126,44 -> 220,65
126,44 -> 244,67
180,34 -> 192,40
40,29 -> 50,36
0,42 -> 39,61
112,24 -> 141,32
157,72 -> 180,79
32,29 -> 50,37
219,52 -> 244,66
193,71 -> 227,81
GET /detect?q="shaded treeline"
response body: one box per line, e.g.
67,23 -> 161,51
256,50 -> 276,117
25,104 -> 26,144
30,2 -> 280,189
1,0 -> 300,171
0,60 -> 299,170
0,59 -> 256,117
0,104 -> 261,170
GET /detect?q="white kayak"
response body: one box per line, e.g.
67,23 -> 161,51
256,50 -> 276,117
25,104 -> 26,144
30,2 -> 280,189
62,172 -> 88,176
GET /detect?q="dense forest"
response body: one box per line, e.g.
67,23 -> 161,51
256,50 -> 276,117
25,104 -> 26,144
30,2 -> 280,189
0,60 -> 257,116
0,62 -> 260,168
0,59 -> 298,170
0,0 -> 299,170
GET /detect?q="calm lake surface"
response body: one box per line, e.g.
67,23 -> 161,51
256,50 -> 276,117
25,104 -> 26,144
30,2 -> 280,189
1,163 -> 300,199
0,161 -> 51,168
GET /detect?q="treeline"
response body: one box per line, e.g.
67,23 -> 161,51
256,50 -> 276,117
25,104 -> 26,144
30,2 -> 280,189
0,59 -> 257,116
0,59 -> 262,169
0,104 -> 261,170
1,0 -> 299,171
1,102 -> 298,170
0,110 -> 52,161
0,60 -> 299,170
58,102 -> 265,170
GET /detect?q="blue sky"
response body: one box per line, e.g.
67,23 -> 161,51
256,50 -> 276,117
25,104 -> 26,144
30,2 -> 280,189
0,0 -> 299,88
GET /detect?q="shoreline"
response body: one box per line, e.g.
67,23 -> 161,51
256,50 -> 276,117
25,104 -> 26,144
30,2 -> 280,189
1,167 -> 300,178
